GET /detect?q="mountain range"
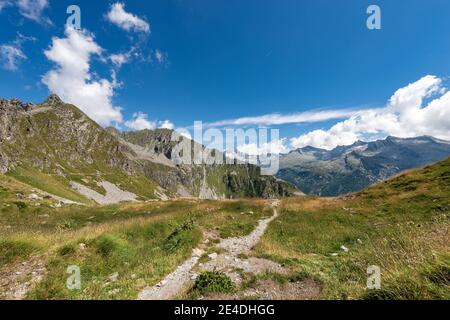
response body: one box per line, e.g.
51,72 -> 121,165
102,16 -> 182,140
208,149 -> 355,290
0,95 -> 292,204
277,136 -> 450,196
2,95 -> 450,201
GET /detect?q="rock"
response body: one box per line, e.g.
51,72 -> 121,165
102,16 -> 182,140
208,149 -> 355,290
108,272 -> 119,282
28,193 -> 42,200
108,288 -> 122,295
190,274 -> 198,281
340,245 -> 349,252
331,253 -> 339,257
192,248 -> 204,257
357,239 -> 363,244
16,193 -> 24,199
79,243 -> 86,250
208,253 -> 218,260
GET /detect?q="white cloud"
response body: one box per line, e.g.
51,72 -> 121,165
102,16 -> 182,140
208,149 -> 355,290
203,108 -> 360,128
106,2 -> 150,33
109,52 -> 130,68
159,120 -> 174,129
154,49 -> 168,65
17,0 -> 52,25
0,32 -> 36,71
125,112 -> 156,130
237,138 -> 288,156
0,44 -> 26,70
291,75 -> 450,150
42,27 -> 123,126
124,112 -> 174,131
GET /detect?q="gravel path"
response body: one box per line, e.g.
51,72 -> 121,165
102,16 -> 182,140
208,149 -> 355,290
138,200 -> 282,300
0,256 -> 46,300
217,202 -> 279,255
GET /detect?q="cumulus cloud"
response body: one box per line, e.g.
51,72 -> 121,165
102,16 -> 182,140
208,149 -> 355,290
159,120 -> 174,129
106,2 -> 150,33
124,112 -> 174,131
237,138 -> 288,156
291,75 -> 450,150
42,27 -> 123,126
124,112 -> 156,130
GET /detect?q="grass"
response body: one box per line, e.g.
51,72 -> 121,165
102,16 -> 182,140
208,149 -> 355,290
255,158 -> 450,299
0,190 -> 268,299
1,157 -> 449,300
0,240 -> 39,266
8,167 -> 91,204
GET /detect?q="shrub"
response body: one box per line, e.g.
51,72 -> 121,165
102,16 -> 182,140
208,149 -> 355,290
193,271 -> 235,294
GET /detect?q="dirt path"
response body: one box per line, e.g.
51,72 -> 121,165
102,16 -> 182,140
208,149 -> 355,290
0,256 -> 46,300
138,200 -> 283,300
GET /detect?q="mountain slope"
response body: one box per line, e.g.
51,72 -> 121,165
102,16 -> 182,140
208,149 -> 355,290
257,156 -> 450,299
277,136 -> 450,196
0,96 -> 292,202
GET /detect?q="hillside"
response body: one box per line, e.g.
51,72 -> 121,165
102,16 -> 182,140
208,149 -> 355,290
0,154 -> 448,299
257,157 -> 450,299
277,136 -> 450,196
0,96 -> 292,202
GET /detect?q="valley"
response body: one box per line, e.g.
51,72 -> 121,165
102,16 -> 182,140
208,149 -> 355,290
0,156 -> 448,300
0,95 -> 449,300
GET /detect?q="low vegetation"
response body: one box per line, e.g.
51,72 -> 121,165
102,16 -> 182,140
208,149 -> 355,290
192,271 -> 236,295
255,158 -> 450,299
1,158 -> 449,300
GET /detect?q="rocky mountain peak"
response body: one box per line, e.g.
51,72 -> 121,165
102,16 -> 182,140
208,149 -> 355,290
43,94 -> 63,106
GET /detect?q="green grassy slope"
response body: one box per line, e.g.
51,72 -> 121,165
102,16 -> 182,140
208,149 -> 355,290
256,158 -> 450,299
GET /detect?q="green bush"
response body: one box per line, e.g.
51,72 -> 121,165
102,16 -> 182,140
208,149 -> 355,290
193,271 -> 235,294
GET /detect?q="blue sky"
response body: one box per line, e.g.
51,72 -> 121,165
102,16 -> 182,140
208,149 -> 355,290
1,0 -> 450,151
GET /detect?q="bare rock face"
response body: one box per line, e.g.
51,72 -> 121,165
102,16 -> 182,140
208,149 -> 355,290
43,94 -> 63,106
